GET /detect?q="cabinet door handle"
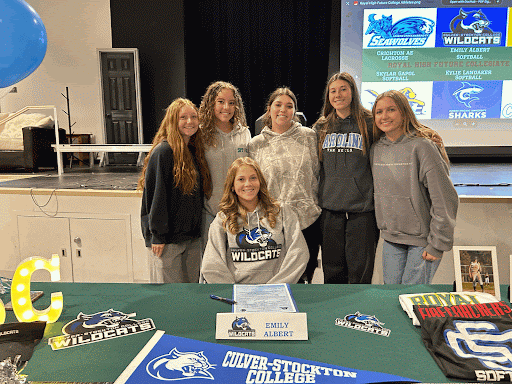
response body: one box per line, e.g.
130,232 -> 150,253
74,237 -> 82,246
77,249 -> 82,258
61,249 -> 67,257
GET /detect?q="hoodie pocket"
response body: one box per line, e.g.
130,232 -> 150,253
374,194 -> 422,235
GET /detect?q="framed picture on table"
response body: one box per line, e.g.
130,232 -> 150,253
453,246 -> 500,300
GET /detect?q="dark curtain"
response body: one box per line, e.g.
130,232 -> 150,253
110,1 -> 186,143
183,0 -> 332,132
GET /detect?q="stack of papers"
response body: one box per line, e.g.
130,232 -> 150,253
233,283 -> 298,313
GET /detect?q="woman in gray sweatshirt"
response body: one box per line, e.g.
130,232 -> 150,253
370,90 -> 458,284
199,81 -> 251,249
201,157 -> 308,284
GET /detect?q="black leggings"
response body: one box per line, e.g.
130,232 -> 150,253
320,209 -> 379,284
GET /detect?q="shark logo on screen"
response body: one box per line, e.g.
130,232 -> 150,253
366,14 -> 435,47
365,87 -> 426,115
146,348 -> 215,381
442,9 -> 501,46
453,82 -> 483,108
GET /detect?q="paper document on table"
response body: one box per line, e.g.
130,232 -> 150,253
232,283 -> 298,312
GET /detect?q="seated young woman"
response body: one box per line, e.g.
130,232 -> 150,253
201,157 -> 309,284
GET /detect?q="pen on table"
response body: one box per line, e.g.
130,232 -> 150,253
210,294 -> 237,305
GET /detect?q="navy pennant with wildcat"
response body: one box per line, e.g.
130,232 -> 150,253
115,332 -> 419,383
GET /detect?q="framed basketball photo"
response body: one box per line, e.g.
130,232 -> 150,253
453,246 -> 500,300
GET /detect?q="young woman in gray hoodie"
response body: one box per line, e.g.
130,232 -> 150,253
201,157 -> 308,284
199,81 -> 251,249
371,90 -> 458,284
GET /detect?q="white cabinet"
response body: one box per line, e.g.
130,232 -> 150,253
17,213 -> 134,283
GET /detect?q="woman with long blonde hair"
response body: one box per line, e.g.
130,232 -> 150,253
371,90 -> 458,284
201,157 -> 308,284
139,98 -> 212,283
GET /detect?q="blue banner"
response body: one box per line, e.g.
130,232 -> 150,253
431,80 -> 503,119
115,331 -> 418,383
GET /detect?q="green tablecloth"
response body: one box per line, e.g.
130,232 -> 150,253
5,283 -> 505,383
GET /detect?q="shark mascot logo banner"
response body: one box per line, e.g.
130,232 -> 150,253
115,331 -> 418,383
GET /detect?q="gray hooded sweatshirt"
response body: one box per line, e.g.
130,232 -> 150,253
204,123 -> 251,216
370,132 -> 459,258
248,122 -> 321,230
201,205 -> 308,284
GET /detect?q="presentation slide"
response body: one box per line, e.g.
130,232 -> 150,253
340,0 -> 512,149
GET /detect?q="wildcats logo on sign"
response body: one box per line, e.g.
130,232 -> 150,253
229,316 -> 256,337
335,311 -> 391,337
48,309 -> 155,350
364,10 -> 435,48
438,8 -> 506,47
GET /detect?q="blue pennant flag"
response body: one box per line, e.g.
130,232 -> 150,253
114,331 -> 418,383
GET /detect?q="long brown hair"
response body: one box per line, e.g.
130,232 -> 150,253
219,157 -> 280,235
137,98 -> 212,197
261,87 -> 299,130
198,81 -> 247,147
372,90 -> 449,164
314,72 -> 372,157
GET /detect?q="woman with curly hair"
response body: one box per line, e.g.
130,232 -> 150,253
201,157 -> 308,284
139,98 -> 212,283
371,90 -> 457,284
313,72 -> 379,284
199,81 -> 251,247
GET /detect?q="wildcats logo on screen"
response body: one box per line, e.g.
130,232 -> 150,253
116,332 -> 418,383
436,8 -> 507,47
431,80 -> 503,119
48,309 -> 155,350
363,8 -> 437,48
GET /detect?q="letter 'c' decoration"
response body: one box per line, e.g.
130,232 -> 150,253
11,254 -> 63,323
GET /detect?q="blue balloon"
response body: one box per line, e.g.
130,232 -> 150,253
0,0 -> 47,88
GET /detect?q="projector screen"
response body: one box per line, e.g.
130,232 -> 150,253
340,0 -> 512,150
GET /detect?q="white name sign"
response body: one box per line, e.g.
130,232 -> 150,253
216,312 -> 308,340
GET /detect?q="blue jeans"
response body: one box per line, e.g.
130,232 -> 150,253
382,241 -> 440,284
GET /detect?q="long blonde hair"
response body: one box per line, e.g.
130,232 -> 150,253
314,72 -> 372,157
372,90 -> 449,164
137,98 -> 212,197
220,157 -> 280,235
199,81 -> 247,147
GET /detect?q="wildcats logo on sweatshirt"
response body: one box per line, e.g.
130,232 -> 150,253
230,226 -> 281,262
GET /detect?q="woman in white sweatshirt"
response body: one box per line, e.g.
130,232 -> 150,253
201,157 -> 308,284
248,87 -> 320,283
